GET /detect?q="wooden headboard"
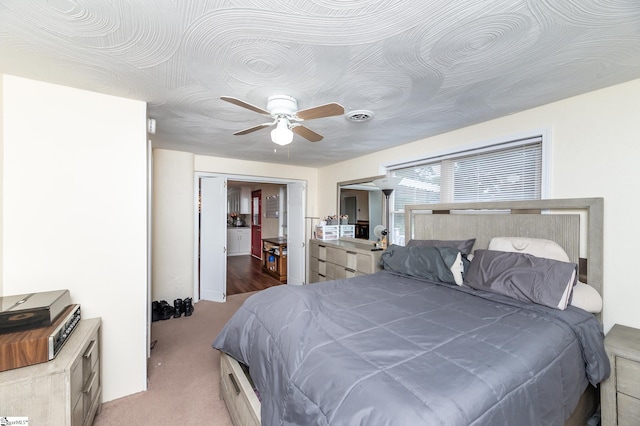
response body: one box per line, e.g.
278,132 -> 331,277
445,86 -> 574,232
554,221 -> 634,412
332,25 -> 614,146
404,198 -> 604,301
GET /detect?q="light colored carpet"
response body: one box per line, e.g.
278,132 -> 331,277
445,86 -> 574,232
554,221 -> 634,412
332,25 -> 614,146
93,292 -> 255,426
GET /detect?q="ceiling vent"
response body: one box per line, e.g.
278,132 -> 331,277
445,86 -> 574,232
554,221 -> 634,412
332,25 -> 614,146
346,110 -> 374,123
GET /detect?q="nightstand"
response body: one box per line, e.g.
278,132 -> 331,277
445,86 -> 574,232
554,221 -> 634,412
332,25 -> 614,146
602,324 -> 640,426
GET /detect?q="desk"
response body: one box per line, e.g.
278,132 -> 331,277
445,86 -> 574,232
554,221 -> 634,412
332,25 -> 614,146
262,238 -> 287,283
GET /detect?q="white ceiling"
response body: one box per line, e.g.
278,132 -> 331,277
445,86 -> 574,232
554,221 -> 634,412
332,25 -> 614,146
1,1 -> 639,167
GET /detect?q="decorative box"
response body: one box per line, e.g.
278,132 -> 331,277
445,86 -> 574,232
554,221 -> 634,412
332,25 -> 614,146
339,225 -> 355,238
316,225 -> 339,240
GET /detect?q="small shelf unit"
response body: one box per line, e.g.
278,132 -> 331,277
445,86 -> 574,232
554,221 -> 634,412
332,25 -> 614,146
262,237 -> 287,283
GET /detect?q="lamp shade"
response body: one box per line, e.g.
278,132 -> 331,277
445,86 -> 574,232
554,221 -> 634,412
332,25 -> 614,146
271,118 -> 293,146
373,177 -> 403,192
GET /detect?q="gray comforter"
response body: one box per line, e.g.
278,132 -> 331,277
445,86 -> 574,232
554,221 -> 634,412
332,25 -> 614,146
213,271 -> 609,426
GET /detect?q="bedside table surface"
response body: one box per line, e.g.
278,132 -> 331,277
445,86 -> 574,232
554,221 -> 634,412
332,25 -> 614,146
606,324 -> 640,359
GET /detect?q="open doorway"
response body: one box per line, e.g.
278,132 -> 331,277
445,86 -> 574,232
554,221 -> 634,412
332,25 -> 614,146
194,173 -> 306,303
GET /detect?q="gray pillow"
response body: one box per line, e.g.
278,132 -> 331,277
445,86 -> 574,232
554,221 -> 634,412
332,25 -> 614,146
381,244 -> 469,285
463,249 -> 577,310
406,238 -> 476,255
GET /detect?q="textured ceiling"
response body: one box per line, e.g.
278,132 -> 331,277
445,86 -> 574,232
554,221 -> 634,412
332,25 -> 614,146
1,1 -> 639,167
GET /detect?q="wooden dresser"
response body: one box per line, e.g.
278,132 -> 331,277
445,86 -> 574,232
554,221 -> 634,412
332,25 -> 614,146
309,239 -> 383,283
0,318 -> 102,426
602,324 -> 640,426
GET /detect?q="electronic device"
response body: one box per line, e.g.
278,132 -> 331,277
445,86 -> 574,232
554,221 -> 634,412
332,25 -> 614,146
0,289 -> 71,334
0,304 -> 81,372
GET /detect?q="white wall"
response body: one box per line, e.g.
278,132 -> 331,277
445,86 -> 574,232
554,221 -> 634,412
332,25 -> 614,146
0,78 -> 3,296
318,78 -> 640,334
2,75 -> 148,402
152,149 -> 195,301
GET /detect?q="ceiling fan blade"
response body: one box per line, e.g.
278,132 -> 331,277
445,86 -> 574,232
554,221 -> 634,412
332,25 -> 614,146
233,123 -> 273,135
221,96 -> 270,115
291,125 -> 324,142
295,102 -> 344,120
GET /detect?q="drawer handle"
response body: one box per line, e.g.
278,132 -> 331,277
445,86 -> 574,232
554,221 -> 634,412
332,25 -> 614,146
346,251 -> 356,254
83,371 -> 97,394
345,268 -> 356,273
83,340 -> 97,359
228,373 -> 241,395
318,259 -> 325,263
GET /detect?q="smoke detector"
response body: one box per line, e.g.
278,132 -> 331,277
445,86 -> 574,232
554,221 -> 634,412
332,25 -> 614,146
346,110 -> 374,123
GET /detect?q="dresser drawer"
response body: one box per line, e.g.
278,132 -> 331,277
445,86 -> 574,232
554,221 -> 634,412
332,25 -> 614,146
356,253 -> 373,273
326,246 -> 346,267
72,391 -> 84,426
318,260 -> 326,276
326,262 -> 345,280
82,335 -> 99,382
309,257 -> 319,273
618,357 -> 640,399
345,251 -> 357,270
310,242 -> 319,259
317,244 -> 327,261
618,392 -> 640,426
220,353 -> 260,426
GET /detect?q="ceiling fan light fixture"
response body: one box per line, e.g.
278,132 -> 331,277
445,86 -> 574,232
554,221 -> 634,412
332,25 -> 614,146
271,117 -> 293,146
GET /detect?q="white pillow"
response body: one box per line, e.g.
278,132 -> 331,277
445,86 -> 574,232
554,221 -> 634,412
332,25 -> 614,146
571,281 -> 603,313
487,237 -> 602,313
488,237 -> 569,262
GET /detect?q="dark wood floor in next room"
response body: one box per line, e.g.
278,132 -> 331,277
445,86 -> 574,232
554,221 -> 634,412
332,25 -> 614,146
226,254 -> 284,296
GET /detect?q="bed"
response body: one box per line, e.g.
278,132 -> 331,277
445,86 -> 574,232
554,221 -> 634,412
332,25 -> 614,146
214,198 -> 608,425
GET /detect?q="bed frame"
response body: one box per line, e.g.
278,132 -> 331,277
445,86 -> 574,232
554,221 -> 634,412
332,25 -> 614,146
220,197 -> 605,426
405,197 -> 604,425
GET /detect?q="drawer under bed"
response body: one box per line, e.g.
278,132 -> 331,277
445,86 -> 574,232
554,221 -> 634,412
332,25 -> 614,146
219,352 -> 261,426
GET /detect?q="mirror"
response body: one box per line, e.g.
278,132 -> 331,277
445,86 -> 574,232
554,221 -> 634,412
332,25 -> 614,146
337,176 -> 385,241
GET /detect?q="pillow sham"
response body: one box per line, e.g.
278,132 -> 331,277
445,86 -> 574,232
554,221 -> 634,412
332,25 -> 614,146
381,244 -> 469,285
487,236 -> 602,312
463,249 -> 577,310
406,238 -> 476,255
488,237 -> 569,262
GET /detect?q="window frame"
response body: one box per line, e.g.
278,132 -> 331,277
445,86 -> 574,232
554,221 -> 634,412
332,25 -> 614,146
380,128 -> 551,245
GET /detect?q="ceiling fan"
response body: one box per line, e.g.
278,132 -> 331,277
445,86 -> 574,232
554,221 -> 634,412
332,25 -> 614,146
221,95 -> 344,145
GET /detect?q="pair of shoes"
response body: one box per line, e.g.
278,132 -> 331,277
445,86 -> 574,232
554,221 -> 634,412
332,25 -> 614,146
152,300 -> 173,321
173,299 -> 183,318
157,300 -> 173,320
151,298 -> 193,320
183,298 -> 194,317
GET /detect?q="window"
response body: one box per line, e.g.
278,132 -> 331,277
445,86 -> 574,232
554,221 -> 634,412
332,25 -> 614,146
386,135 -> 544,244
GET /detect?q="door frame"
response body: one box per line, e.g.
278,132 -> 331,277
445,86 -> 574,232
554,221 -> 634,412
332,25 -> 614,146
250,189 -> 262,258
193,172 -> 307,302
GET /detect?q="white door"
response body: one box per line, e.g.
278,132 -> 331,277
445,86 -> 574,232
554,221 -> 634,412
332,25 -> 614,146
200,177 -> 227,301
287,182 -> 306,285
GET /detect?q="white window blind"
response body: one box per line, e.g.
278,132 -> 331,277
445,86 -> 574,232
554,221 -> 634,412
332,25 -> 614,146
386,136 -> 543,244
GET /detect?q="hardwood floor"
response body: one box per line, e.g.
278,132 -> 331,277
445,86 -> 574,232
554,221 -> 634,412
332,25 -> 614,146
226,255 -> 284,295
